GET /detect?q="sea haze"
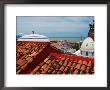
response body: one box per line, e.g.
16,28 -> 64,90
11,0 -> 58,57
49,37 -> 86,42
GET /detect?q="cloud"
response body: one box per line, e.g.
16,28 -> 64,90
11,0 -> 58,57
17,16 -> 94,37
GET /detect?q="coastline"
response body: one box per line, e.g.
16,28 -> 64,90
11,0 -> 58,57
49,37 -> 86,42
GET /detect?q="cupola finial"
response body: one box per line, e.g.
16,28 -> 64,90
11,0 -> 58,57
32,31 -> 35,34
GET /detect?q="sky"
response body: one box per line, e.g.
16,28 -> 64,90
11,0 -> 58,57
16,16 -> 94,37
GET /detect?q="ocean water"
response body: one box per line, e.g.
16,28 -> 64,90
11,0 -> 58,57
49,37 -> 86,42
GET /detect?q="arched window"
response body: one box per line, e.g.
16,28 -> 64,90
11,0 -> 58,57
86,52 -> 88,56
92,52 -> 94,56
81,51 -> 82,55
86,43 -> 88,46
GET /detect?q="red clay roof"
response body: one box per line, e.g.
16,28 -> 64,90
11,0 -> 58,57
16,41 -> 94,74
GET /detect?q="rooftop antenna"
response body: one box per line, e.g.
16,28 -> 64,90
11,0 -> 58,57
32,31 -> 35,34
32,23 -> 36,34
81,35 -> 83,41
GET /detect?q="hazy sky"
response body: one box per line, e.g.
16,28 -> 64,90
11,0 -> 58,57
16,16 -> 94,37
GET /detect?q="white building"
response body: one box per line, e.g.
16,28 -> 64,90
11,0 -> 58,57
74,37 -> 94,57
80,37 -> 94,57
17,33 -> 50,42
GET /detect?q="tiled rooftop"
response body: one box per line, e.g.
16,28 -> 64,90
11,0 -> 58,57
16,42 -> 49,74
16,42 -> 94,74
31,54 -> 94,74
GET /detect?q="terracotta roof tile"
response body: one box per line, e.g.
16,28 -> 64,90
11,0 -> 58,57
87,61 -> 92,67
57,70 -> 62,74
75,64 -> 81,70
17,60 -> 27,66
80,70 -> 85,74
52,70 -> 57,74
59,60 -> 64,65
46,60 -> 51,64
47,69 -> 53,74
63,67 -> 69,73
78,60 -> 83,64
17,69 -> 21,74
73,69 -> 79,74
71,62 -> 77,68
16,42 -> 94,74
82,61 -> 88,65
21,63 -> 28,70
59,66 -> 65,71
67,61 -> 72,67
16,65 -> 21,71
31,66 -> 40,74
63,59 -> 68,66
41,64 -> 48,69
80,65 -> 86,71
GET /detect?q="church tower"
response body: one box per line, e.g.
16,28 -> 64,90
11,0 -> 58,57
88,20 -> 94,40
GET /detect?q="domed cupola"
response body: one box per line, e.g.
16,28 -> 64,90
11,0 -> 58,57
17,31 -> 49,42
80,37 -> 94,57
